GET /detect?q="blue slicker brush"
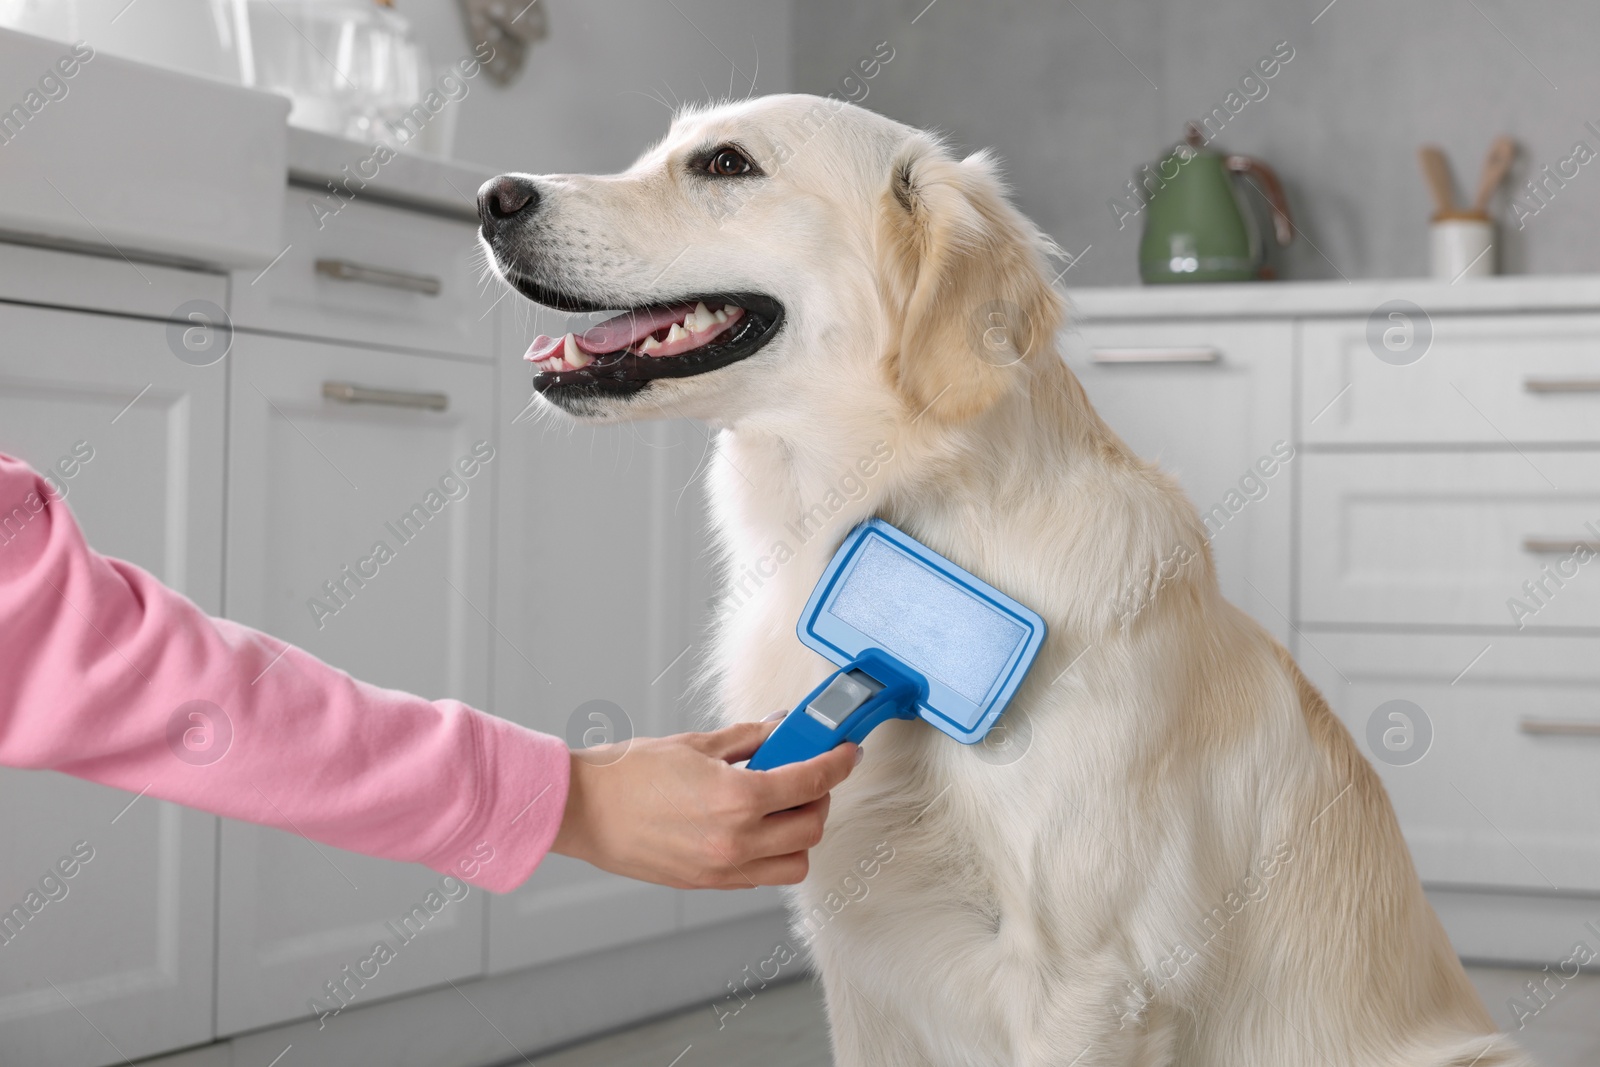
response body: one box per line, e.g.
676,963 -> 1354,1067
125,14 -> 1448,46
747,520 -> 1047,770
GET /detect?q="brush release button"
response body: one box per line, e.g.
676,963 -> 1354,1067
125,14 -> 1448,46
805,670 -> 884,729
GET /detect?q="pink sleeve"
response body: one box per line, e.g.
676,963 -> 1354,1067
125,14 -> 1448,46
0,453 -> 568,893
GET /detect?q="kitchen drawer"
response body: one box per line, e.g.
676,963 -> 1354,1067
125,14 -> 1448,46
1300,313 -> 1600,444
0,241 -> 227,321
231,189 -> 495,358
1300,452 -> 1600,629
1298,632 -> 1600,893
1064,319 -> 1294,641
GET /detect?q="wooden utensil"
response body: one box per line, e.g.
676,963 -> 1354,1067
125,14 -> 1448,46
1418,145 -> 1458,217
1472,136 -> 1517,213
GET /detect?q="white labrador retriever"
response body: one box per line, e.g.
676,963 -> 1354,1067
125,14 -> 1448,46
479,94 -> 1528,1067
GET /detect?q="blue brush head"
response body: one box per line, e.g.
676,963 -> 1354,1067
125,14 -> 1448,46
798,520 -> 1046,744
828,537 -> 1029,703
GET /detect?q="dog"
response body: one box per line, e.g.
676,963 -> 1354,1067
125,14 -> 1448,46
479,93 -> 1528,1067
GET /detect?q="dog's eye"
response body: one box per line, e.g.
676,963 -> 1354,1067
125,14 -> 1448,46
704,146 -> 756,177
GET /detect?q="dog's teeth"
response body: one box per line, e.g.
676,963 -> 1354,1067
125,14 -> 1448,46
723,304 -> 738,316
666,323 -> 687,342
693,302 -> 712,329
640,336 -> 661,352
562,333 -> 593,369
713,309 -> 727,323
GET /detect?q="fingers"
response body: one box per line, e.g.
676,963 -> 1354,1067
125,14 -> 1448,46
688,791 -> 827,871
690,718 -> 783,763
683,785 -> 831,888
703,851 -> 811,889
753,741 -> 859,813
660,723 -> 858,890
747,794 -> 830,859
680,809 -> 819,888
741,851 -> 811,886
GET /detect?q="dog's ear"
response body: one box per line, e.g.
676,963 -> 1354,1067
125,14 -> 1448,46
876,135 -> 1065,422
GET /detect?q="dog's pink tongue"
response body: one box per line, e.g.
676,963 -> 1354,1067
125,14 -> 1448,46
576,304 -> 694,354
524,334 -> 564,362
522,304 -> 696,363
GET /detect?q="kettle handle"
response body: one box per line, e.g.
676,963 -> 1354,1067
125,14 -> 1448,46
1225,156 -> 1295,246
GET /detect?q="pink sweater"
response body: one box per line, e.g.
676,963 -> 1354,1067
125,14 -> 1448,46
0,453 -> 568,893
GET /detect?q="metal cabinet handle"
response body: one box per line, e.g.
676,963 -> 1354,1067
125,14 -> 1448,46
314,258 -> 441,296
322,381 -> 448,412
1520,718 -> 1600,737
1090,346 -> 1220,364
1522,537 -> 1600,554
1524,377 -> 1600,394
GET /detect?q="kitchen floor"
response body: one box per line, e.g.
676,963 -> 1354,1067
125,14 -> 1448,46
525,966 -> 1600,1067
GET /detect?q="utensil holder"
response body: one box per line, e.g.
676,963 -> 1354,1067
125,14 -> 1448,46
1430,212 -> 1495,280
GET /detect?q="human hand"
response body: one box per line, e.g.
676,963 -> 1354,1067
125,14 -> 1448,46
550,719 -> 860,889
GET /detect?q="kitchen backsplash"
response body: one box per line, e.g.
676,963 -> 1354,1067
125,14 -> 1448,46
795,0 -> 1600,286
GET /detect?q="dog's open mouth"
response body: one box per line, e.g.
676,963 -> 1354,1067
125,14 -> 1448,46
519,290 -> 784,397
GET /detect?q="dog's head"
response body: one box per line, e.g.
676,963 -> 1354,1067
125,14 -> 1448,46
480,93 -> 1063,428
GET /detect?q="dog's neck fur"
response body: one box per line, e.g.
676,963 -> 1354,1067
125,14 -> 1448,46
703,346 -> 1213,722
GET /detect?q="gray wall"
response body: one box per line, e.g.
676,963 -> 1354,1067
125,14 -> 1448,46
404,0 -> 790,175
794,0 -> 1600,286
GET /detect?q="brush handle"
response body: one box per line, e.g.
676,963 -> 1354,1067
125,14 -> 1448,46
1473,136 -> 1517,213
746,654 -> 922,771
1418,145 -> 1458,216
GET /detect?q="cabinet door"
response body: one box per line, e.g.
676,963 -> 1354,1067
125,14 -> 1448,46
0,302 -> 222,1066
218,334 -> 495,1034
488,354 -> 730,973
1063,320 -> 1296,642
1299,632 -> 1600,894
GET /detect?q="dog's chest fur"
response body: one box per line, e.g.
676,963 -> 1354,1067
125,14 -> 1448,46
718,593 -> 1034,1057
704,439 -> 1127,1059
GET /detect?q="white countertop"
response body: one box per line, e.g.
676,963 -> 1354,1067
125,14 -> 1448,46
286,127 -> 496,223
1068,274 -> 1600,321
0,25 -> 495,270
0,27 -> 288,267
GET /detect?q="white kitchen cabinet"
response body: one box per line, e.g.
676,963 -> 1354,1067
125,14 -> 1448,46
1063,318 -> 1296,642
1070,279 -> 1600,967
0,300 -> 224,1066
486,354 -> 710,972
1299,632 -> 1600,894
0,143 -> 757,1058
216,333 -> 497,1034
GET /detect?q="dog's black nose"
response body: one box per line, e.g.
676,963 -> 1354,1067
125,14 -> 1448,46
477,175 -> 540,236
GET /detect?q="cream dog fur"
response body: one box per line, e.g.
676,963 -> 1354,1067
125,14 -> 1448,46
481,93 -> 1529,1067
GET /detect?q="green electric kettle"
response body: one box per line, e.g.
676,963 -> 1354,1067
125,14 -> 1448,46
1138,124 -> 1294,284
